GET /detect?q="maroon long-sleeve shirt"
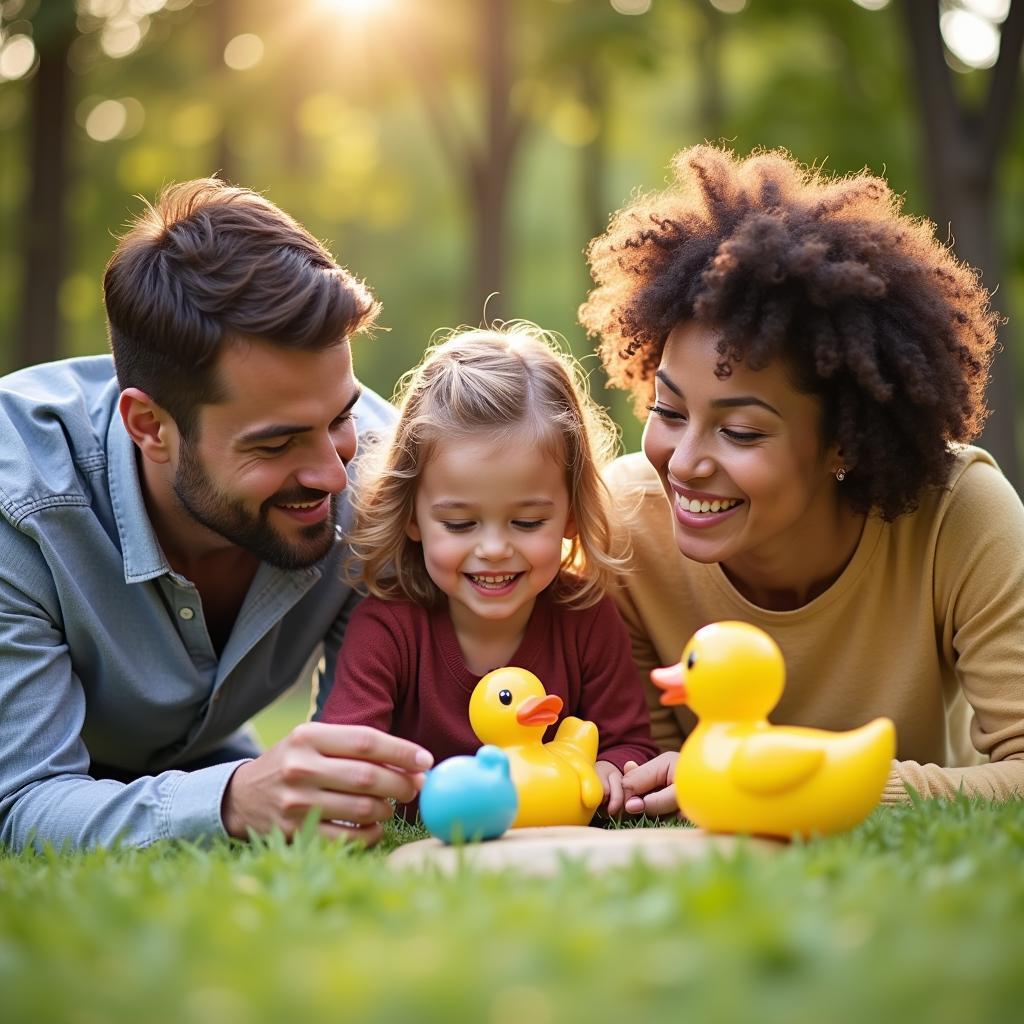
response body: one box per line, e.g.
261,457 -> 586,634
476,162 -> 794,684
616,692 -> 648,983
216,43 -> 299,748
321,582 -> 658,773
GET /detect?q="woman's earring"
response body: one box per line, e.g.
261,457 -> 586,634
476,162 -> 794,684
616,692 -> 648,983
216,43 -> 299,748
835,467 -> 847,482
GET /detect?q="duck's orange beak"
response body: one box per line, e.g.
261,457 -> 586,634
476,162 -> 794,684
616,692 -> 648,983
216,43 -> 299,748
651,664 -> 688,706
516,694 -> 563,726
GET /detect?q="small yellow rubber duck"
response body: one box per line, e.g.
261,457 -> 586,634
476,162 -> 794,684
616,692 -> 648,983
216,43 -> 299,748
653,621 -> 896,839
469,667 -> 603,827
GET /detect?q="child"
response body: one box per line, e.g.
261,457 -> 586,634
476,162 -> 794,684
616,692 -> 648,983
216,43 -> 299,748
320,324 -> 658,815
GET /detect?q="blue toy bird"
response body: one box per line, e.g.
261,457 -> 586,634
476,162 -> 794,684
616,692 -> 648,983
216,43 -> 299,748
419,745 -> 519,844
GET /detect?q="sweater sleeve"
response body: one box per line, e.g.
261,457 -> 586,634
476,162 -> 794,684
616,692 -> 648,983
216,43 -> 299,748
577,596 -> 661,771
609,577 -> 686,754
885,458 -> 1024,804
319,598 -> 405,732
602,456 -> 687,753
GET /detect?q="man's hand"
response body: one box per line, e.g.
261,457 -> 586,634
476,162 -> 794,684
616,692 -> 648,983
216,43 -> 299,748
620,751 -> 680,818
221,722 -> 433,845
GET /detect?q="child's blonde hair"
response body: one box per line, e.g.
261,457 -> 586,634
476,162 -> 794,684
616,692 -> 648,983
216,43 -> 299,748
348,323 -> 628,609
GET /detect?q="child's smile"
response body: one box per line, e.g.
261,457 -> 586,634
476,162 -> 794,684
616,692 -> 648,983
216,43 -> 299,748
466,572 -> 523,594
405,430 -> 576,660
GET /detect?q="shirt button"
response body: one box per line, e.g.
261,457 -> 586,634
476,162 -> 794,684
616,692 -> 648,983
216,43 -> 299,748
179,607 -> 195,621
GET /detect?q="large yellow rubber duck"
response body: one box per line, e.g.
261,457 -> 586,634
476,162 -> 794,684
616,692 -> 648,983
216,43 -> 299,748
469,667 -> 603,827
653,621 -> 895,839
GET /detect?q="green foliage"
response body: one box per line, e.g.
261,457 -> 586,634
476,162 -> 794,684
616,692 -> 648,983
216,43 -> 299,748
3,0 -> 1021,458
2,797 -> 1023,1024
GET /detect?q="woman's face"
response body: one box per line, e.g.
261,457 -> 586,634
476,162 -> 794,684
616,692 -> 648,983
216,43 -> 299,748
642,321 -> 843,576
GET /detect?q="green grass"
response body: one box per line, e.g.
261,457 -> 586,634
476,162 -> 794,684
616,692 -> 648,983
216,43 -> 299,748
2,798 -> 1023,1024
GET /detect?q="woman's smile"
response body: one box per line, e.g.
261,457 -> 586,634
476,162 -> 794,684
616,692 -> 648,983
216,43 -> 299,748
671,483 -> 744,523
643,321 -> 850,594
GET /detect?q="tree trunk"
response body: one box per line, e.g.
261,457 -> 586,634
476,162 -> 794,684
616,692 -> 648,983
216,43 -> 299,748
695,1 -> 725,142
399,0 -> 526,324
16,25 -> 73,370
211,0 -> 236,183
901,0 -> 1023,490
471,0 -> 515,322
579,59 -> 609,247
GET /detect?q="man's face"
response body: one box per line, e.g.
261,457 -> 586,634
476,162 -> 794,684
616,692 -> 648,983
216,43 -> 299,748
172,337 -> 360,570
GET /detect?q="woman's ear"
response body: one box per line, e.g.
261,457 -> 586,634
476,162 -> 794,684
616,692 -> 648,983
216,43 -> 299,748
119,388 -> 177,465
827,444 -> 855,484
405,516 -> 422,542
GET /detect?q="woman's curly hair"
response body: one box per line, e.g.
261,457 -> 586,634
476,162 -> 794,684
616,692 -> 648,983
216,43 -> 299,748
579,145 -> 1001,520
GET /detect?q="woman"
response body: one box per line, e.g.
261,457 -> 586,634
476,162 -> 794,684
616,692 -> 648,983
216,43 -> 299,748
579,144 -> 1024,814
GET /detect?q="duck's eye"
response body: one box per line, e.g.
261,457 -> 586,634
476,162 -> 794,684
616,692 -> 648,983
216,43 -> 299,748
498,689 -> 513,706
686,651 -> 697,670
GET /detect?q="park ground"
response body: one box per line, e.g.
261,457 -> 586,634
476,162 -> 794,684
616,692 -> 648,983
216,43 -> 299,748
2,694 -> 1022,1024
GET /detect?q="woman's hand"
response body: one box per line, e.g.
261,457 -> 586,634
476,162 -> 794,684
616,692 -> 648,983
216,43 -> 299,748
620,751 -> 680,818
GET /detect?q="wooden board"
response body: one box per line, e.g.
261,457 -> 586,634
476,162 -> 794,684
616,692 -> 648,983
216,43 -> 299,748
387,825 -> 784,877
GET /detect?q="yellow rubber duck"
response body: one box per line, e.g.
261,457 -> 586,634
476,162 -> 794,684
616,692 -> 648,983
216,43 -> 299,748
469,667 -> 603,827
653,621 -> 896,839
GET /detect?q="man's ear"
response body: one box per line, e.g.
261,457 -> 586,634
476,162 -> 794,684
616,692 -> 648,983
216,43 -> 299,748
119,388 -> 177,465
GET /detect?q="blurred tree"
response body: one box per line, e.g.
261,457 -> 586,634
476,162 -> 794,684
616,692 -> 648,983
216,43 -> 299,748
6,0 -> 202,372
396,0 -> 677,324
694,1 -> 725,142
578,57 -> 608,242
400,0 -> 527,321
1,0 -> 1021,472
210,0 -> 237,183
15,3 -> 74,370
539,4 -> 663,253
680,0 -> 1021,489
901,0 -> 1023,487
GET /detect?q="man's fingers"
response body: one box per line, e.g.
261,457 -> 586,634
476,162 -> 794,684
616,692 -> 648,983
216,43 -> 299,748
303,792 -> 395,826
223,725 -> 433,840
292,722 -> 434,772
318,820 -> 384,848
311,754 -> 424,806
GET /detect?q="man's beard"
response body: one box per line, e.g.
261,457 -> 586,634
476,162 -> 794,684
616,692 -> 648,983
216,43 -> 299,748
172,440 -> 338,570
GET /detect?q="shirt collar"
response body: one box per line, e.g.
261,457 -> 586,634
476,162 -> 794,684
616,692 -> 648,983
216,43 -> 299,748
106,411 -> 172,584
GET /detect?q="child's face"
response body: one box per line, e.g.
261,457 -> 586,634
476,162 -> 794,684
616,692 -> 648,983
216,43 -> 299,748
406,431 -> 575,631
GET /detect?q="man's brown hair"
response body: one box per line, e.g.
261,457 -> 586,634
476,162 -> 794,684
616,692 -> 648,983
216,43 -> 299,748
103,178 -> 379,439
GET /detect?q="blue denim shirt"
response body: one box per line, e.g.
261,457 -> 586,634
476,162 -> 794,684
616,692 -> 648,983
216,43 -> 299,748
0,355 -> 395,851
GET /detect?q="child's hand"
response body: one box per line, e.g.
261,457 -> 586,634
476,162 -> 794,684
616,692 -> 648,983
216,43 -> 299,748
620,752 -> 680,818
595,760 -> 625,817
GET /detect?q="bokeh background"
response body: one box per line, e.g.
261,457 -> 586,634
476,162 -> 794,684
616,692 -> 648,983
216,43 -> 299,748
1,0 -> 1021,479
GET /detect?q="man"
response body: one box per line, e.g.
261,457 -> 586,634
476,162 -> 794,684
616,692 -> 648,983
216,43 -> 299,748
0,178 -> 432,852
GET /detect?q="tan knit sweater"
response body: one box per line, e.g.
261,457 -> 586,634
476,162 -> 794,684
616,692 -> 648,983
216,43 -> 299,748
604,446 -> 1024,804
